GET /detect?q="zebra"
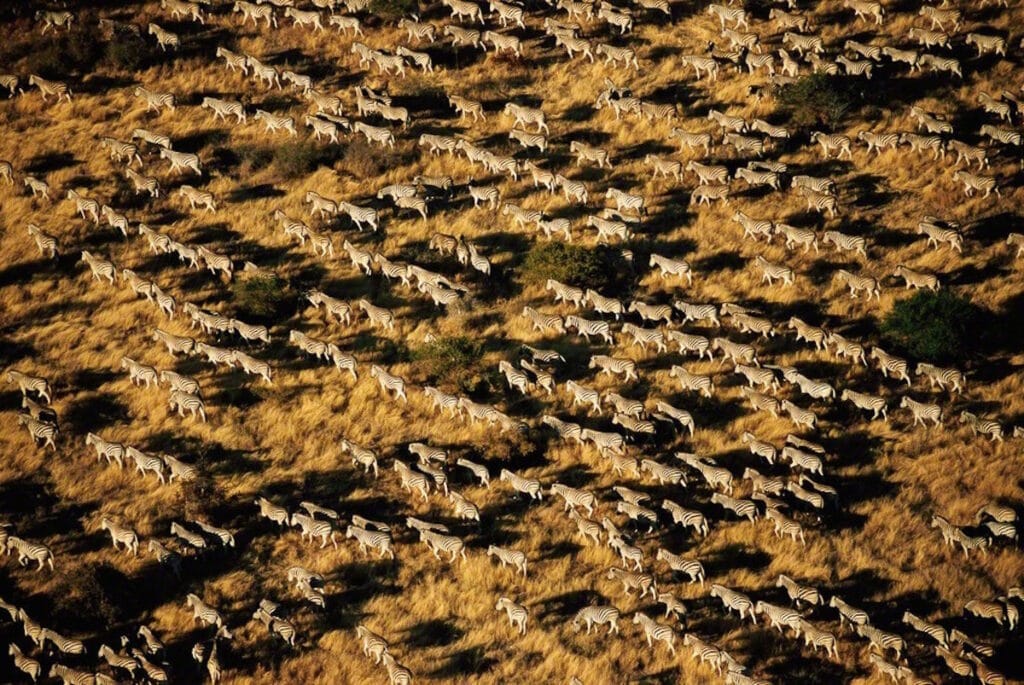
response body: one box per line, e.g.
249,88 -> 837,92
633,612 -> 676,654
954,170 -> 999,198
960,411 -> 1003,441
1008,234 -> 1024,258
606,188 -> 645,216
564,315 -> 613,344
900,132 -> 945,160
346,525 -> 393,558
966,32 -> 1006,56
100,137 -> 143,166
855,623 -> 905,661
556,175 -> 588,204
171,521 -> 208,551
836,56 -> 873,78
640,459 -> 686,487
25,224 -> 58,259
494,597 -> 529,635
756,601 -> 802,634
49,665 -> 96,685
66,189 -> 100,223
797,620 -> 839,659
6,536 -> 54,571
731,313 -> 774,339
829,595 -> 869,627
822,230 -> 867,258
893,265 -> 940,291
647,255 -> 692,286
419,528 -> 466,563
841,389 -> 887,420
291,512 -> 338,549
86,433 -> 126,468
587,215 -> 631,243
712,337 -> 757,367
542,415 -> 584,445
585,289 -> 624,319
394,460 -> 430,501
858,131 -> 901,155
902,612 -> 948,648
18,414 -> 59,451
710,585 -> 757,624
160,148 -> 202,175
754,255 -> 794,286
28,74 -> 72,102
776,574 -> 822,608
147,22 -> 180,50
100,517 -> 139,555
499,469 -> 543,500
919,53 -> 962,78
358,300 -> 395,331
252,607 -> 297,646
609,534 -> 645,569
8,643 -> 41,682
917,217 -> 964,252
178,185 -> 217,213
672,301 -> 719,328
835,269 -> 880,300
565,380 -> 601,413
621,324 -> 667,353
679,453 -> 734,494
134,86 -> 175,113
370,365 -> 407,402
124,167 -> 161,198
522,306 -> 564,334
710,492 -> 759,522
871,347 -> 911,385
169,390 -> 206,422
487,545 -> 527,576
735,166 -> 781,190
23,176 -> 51,200
980,124 -> 1022,147
192,519 -> 233,547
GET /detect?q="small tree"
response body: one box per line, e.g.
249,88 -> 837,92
521,242 -> 631,293
413,336 -> 483,382
881,290 -> 986,363
778,74 -> 859,128
232,273 -> 290,319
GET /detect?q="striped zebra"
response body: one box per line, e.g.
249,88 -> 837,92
710,585 -> 757,624
153,329 -> 195,357
0,75 -> 19,98
28,74 -> 71,102
254,109 -> 297,136
252,607 -> 297,646
835,269 -> 880,300
25,224 -> 57,259
522,306 -> 564,334
679,453 -> 734,494
756,601 -> 802,634
487,545 -> 527,576
6,536 -> 54,570
666,366 -> 711,402
542,415 -> 584,444
855,623 -> 905,660
353,121 -> 395,148
871,347 -> 910,385
289,330 -> 329,360
572,604 -> 621,636
358,300 -> 395,330
829,595 -> 869,627
193,519 -> 233,547
621,323 -> 667,353
499,469 -> 543,499
101,137 -> 142,166
640,458 -> 686,486
556,175 -> 588,204
671,301 -> 718,328
754,255 -> 794,286
565,380 -> 601,413
798,620 -> 839,659
978,92 -> 1012,123
419,528 -> 466,563
564,315 -> 613,344
712,337 -> 758,367
171,521 -> 208,552
893,265 -> 939,291
306,290 -> 352,325
710,492 -> 759,522
822,230 -> 867,258
455,457 -> 490,487
100,205 -> 129,238
284,6 -> 324,31
178,185 -> 217,213
127,446 -> 166,483
959,411 -> 1003,442
1009,234 -> 1024,258
918,53 -> 961,78
66,190 -> 100,223
902,612 -> 948,648
18,414 -> 58,451
954,170 -> 999,198
86,433 -> 126,468
8,644 -> 41,682
659,500 -> 707,538
501,203 -> 541,230
633,612 -> 675,654
900,132 -> 945,160
741,433 -> 777,464
370,365 -> 407,402
291,512 -> 338,549
735,364 -> 778,391
585,289 -> 623,319
810,131 -> 853,159
354,624 -> 389,664
160,148 -> 202,175
346,525 -> 393,558
964,599 -> 1007,628
255,497 -> 290,527
48,665 -> 95,685
100,517 -> 138,555
394,460 -> 430,500
169,390 -> 206,421
230,318 -> 270,344
688,161 -> 730,185
858,130 -> 901,155
587,215 -> 631,243
23,176 -> 51,200
232,350 -> 272,384
494,597 -> 529,635
841,389 -> 887,420
422,387 -> 460,417
148,23 -> 180,50
341,202 -> 381,232
782,400 -> 818,430
980,124 -> 1022,147
917,217 -> 964,252
777,574 -> 822,607
130,650 -> 169,682
125,168 -> 160,197
134,86 -> 175,113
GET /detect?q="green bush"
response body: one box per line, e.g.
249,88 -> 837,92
522,242 -> 631,293
232,273 -> 289,319
370,0 -> 418,19
881,290 -> 986,363
413,336 -> 483,383
273,141 -> 329,178
236,144 -> 275,174
778,74 -> 859,128
104,26 -> 152,71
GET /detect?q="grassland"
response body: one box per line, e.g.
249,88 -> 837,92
1,0 -> 1024,683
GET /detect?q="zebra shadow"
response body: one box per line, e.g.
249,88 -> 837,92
24,150 -> 79,174
62,391 -> 130,433
430,644 -> 499,679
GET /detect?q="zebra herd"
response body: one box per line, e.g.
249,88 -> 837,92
4,0 -> 1024,682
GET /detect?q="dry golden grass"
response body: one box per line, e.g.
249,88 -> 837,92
1,0 -> 1024,683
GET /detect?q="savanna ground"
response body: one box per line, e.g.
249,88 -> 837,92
1,0 -> 1024,682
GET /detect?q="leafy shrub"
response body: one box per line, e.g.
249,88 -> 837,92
340,139 -> 387,179
881,290 -> 986,363
413,336 -> 483,383
232,273 -> 290,319
778,74 -> 859,128
104,26 -> 152,71
522,242 -> 631,292
236,144 -> 274,175
370,0 -> 418,19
